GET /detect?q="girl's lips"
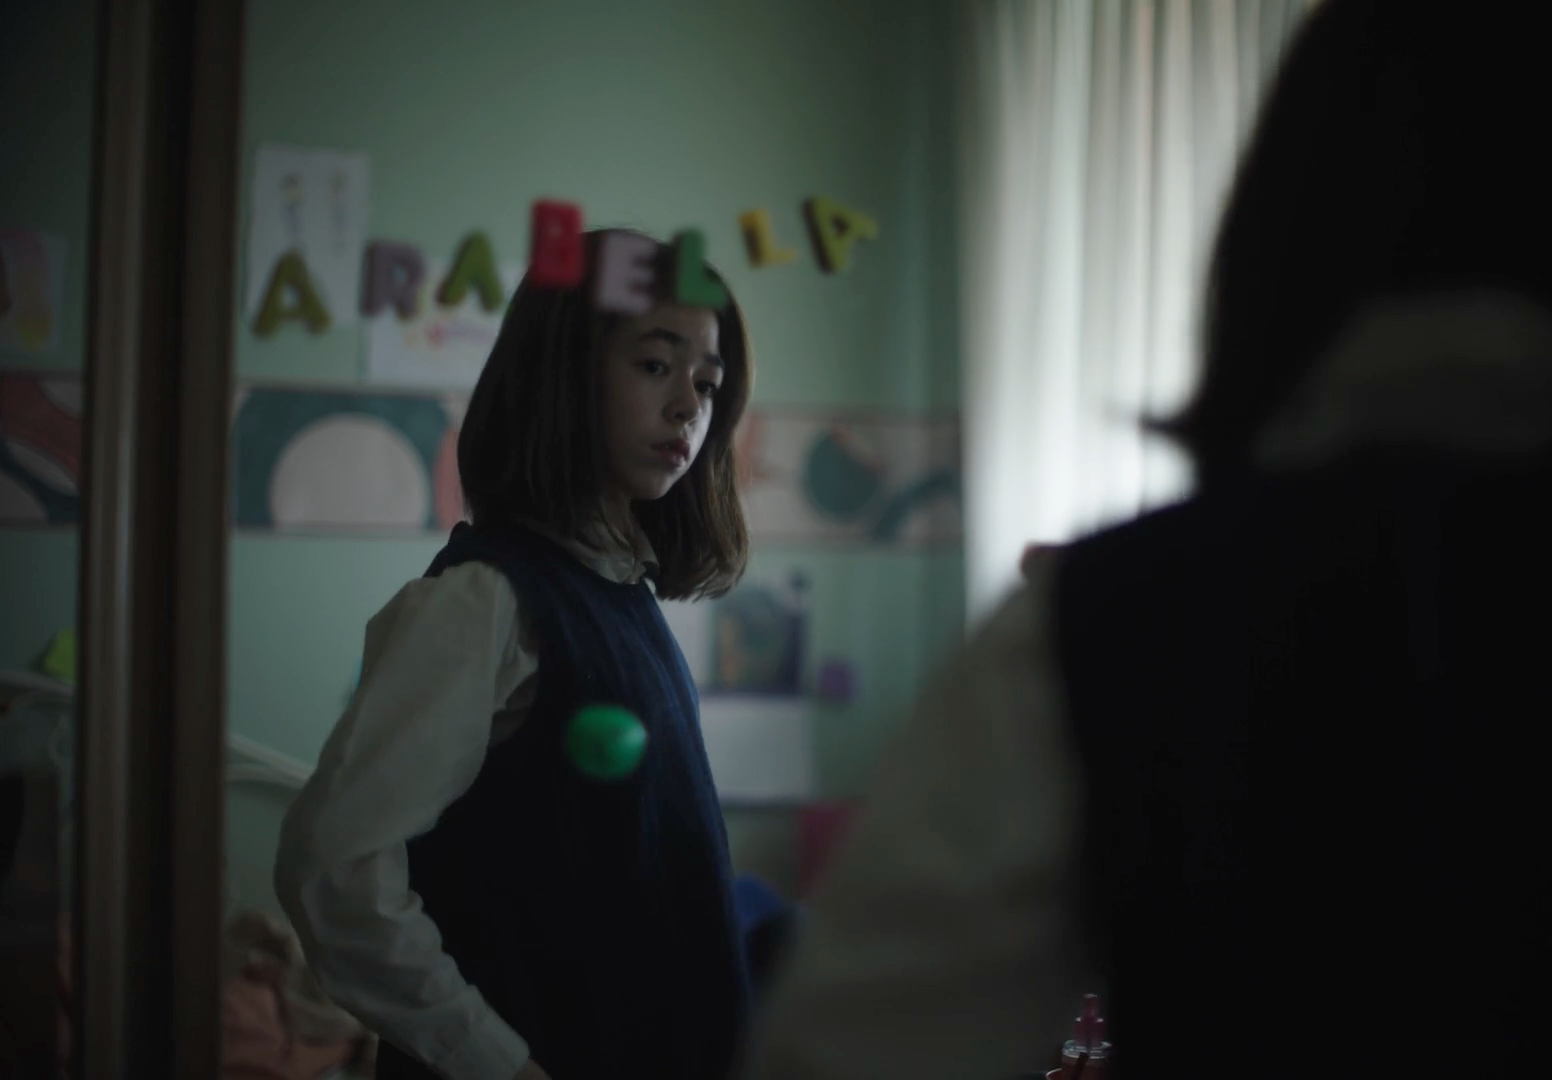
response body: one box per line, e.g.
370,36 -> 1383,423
652,440 -> 690,467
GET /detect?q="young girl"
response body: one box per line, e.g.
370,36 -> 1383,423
275,230 -> 754,1080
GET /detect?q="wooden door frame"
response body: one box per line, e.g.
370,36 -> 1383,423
76,0 -> 242,1075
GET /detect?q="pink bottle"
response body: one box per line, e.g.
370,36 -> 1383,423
1060,994 -> 1111,1079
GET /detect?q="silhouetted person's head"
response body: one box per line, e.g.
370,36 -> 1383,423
1159,0 -> 1552,487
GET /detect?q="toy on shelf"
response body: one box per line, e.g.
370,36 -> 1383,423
39,629 -> 75,686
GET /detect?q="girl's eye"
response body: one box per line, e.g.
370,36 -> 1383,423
697,381 -> 720,398
639,359 -> 669,375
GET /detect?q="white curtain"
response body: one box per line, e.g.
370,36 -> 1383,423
957,0 -> 1310,623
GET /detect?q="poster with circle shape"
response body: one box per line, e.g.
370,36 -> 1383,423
232,385 -> 462,534
0,371 -> 83,526
269,414 -> 429,529
228,387 -> 958,549
734,409 -> 962,546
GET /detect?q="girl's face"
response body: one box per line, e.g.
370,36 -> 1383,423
597,302 -> 724,518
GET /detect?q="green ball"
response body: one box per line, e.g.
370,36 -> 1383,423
565,705 -> 648,781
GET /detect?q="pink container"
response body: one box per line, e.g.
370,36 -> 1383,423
796,800 -> 860,897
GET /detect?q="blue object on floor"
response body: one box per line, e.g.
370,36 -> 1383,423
733,873 -> 789,936
733,873 -> 803,1003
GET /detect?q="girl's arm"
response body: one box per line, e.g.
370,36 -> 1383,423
274,561 -> 538,1080
742,565 -> 1087,1080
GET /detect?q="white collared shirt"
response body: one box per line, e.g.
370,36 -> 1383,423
274,520 -> 657,1080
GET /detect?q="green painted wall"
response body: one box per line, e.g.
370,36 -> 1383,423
0,0 -> 96,669
1,0 -> 964,913
234,0 -> 960,411
228,0 -> 962,910
0,0 -> 96,378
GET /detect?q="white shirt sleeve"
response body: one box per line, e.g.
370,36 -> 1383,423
742,567 -> 1087,1080
274,560 -> 538,1080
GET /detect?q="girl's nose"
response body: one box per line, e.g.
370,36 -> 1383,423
668,382 -> 700,423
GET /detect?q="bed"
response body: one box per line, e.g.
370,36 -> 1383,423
0,670 -> 372,1078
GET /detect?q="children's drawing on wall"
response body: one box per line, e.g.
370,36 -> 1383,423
0,229 -> 67,356
245,144 -> 370,334
736,410 -> 962,546
0,371 -> 82,526
231,385 -> 463,533
709,571 -> 807,696
363,236 -> 523,390
659,569 -> 815,802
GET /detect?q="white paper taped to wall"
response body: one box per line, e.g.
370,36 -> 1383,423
245,144 -> 371,329
697,695 -> 814,804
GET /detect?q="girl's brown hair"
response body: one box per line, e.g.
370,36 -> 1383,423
457,229 -> 752,600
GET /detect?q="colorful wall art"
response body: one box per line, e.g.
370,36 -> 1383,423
231,385 -> 464,533
0,229 -> 68,357
230,383 -> 960,547
0,371 -> 82,526
706,570 -> 808,697
736,409 -> 961,546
